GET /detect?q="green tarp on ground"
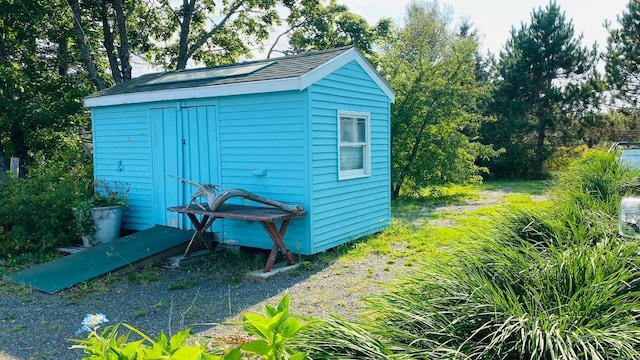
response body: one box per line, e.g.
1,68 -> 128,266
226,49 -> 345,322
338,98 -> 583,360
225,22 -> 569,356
6,226 -> 192,294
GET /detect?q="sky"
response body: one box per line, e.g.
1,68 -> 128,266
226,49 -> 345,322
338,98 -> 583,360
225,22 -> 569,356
336,0 -> 631,56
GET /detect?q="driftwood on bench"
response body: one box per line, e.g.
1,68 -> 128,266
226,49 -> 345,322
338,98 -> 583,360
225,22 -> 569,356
173,176 -> 304,213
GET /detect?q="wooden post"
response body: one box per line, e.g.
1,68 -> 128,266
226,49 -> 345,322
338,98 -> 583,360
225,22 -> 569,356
10,157 -> 19,177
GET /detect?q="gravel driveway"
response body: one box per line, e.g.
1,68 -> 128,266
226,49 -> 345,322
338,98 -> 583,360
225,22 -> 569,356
0,189 -> 527,360
0,248 -> 403,360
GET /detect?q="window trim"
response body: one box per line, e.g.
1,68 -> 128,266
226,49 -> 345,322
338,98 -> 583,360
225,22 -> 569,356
338,110 -> 371,180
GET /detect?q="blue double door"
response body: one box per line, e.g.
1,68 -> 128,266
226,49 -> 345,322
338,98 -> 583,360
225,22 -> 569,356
150,105 -> 218,229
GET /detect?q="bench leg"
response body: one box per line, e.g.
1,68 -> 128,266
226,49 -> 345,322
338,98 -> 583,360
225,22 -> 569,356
183,214 -> 217,257
262,220 -> 295,272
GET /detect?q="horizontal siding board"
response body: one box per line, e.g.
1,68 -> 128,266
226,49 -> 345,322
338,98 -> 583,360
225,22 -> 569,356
221,124 -> 304,134
219,169 -> 304,179
313,221 -> 387,252
220,107 -> 304,118
94,123 -> 148,131
311,81 -> 389,99
310,92 -> 386,109
93,129 -> 149,137
314,211 -> 388,238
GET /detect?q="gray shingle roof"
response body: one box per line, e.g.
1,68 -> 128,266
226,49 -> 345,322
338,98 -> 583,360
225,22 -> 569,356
86,46 -> 354,99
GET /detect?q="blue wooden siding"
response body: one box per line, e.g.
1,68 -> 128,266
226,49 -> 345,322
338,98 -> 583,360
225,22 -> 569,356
92,104 -> 154,230
216,91 -> 311,253
308,60 -> 391,253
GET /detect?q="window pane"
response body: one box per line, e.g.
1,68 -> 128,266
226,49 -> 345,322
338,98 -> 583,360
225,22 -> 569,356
340,146 -> 364,171
357,119 -> 366,142
340,118 -> 354,142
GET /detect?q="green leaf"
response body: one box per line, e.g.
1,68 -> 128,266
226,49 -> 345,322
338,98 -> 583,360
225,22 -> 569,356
171,344 -> 203,359
277,293 -> 290,314
280,317 -> 306,339
120,339 -> 144,358
242,313 -> 274,339
240,339 -> 271,356
223,347 -> 242,360
289,352 -> 308,360
169,329 -> 192,351
264,304 -> 278,317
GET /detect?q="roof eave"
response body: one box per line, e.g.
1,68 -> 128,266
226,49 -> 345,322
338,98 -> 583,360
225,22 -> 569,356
83,77 -> 302,108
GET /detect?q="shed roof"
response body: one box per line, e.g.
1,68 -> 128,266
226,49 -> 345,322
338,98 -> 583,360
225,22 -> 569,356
85,46 -> 394,107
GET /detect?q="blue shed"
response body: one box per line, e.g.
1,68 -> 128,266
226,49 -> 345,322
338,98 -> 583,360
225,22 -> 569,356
83,46 -> 395,255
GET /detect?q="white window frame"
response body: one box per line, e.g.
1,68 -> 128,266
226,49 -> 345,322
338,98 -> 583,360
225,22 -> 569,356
338,110 -> 371,180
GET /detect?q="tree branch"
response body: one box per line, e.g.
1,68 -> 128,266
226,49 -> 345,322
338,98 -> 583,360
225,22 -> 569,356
100,0 -> 122,84
66,0 -> 106,90
180,0 -> 245,68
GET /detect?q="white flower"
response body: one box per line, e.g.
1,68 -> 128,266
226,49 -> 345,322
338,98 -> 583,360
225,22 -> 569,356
76,313 -> 109,334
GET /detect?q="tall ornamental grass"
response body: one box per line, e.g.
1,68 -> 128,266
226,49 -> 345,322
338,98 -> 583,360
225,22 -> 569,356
297,150 -> 640,359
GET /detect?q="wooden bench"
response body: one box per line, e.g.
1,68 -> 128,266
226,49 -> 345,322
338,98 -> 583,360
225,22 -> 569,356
167,203 -> 306,272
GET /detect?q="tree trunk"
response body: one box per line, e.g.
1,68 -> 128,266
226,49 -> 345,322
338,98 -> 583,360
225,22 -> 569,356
534,117 -> 547,179
57,35 -> 69,76
100,0 -> 122,84
392,95 -> 440,199
176,0 -> 195,70
68,0 -> 106,90
112,0 -> 132,81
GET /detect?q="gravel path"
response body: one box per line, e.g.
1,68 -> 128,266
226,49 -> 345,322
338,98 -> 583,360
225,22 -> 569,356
0,189 -> 531,360
0,249 -> 404,359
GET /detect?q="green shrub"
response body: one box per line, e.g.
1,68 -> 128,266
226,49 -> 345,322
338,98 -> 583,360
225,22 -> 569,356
0,149 -> 91,259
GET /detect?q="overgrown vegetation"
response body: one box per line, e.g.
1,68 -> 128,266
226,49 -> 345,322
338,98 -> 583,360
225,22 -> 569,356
0,147 -> 92,258
296,150 -> 640,359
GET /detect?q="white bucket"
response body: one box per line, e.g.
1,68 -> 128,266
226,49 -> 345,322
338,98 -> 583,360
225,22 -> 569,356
91,206 -> 123,244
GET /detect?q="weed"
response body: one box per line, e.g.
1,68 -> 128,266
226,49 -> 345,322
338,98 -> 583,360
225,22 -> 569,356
298,260 -> 313,271
289,270 -> 302,277
127,269 -> 160,285
168,280 -> 197,290
151,300 -> 163,309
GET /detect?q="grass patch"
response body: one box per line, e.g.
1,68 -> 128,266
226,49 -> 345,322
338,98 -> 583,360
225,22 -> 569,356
127,268 -> 161,285
309,180 -> 551,269
477,179 -> 553,194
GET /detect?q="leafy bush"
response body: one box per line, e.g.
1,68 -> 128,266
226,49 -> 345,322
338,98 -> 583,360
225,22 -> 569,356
0,148 -> 91,259
71,294 -> 307,360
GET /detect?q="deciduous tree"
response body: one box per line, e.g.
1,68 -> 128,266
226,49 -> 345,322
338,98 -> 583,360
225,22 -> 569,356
0,0 -> 92,169
381,1 -> 498,198
270,0 -> 390,60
